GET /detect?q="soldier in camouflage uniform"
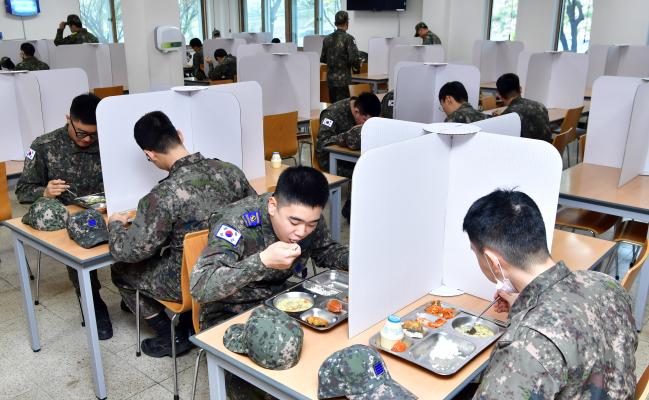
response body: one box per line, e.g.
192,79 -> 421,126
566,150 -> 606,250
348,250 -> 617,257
189,38 -> 207,80
496,73 -> 552,142
320,11 -> 361,103
415,22 -> 442,45
14,42 -> 49,71
109,111 -> 255,357
206,48 -> 237,81
14,93 -> 114,339
438,81 -> 486,123
315,92 -> 381,175
463,189 -> 637,399
380,91 -> 394,119
318,344 -> 417,399
54,14 -> 99,45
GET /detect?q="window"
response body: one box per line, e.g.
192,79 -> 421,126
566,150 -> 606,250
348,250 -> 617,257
557,0 -> 593,52
179,0 -> 204,43
292,0 -> 314,46
79,0 -> 123,43
488,0 -> 518,41
244,0 -> 263,31
266,0 -> 286,42
319,0 -> 341,35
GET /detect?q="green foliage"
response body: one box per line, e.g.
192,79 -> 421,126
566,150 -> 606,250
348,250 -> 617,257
489,0 -> 518,41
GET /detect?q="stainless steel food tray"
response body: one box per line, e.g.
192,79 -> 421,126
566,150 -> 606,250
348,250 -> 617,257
369,301 -> 505,375
73,192 -> 107,213
264,270 -> 349,331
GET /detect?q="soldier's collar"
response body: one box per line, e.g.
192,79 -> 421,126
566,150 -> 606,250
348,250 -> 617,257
169,152 -> 205,175
510,261 -> 571,314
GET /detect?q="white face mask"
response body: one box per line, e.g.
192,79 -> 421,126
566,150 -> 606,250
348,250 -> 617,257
484,254 -> 518,294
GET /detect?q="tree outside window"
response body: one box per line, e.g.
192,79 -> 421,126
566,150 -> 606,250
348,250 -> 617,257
266,0 -> 286,42
557,0 -> 593,53
79,0 -> 123,43
245,0 -> 263,31
320,0 -> 341,35
179,0 -> 203,43
292,0 -> 314,46
489,0 -> 518,41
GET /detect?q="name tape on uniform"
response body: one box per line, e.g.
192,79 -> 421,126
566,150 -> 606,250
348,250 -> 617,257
215,224 -> 242,246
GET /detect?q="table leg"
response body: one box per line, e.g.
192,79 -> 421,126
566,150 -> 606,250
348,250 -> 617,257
329,153 -> 338,176
330,186 -> 342,242
78,268 -> 107,400
12,235 -> 40,351
634,256 -> 649,331
207,353 -> 227,400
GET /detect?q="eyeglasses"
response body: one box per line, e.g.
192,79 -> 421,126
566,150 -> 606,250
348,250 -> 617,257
70,120 -> 98,140
145,154 -> 152,162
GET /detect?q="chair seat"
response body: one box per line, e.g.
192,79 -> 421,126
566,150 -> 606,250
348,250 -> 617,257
614,220 -> 649,246
158,299 -> 190,314
555,208 -> 622,235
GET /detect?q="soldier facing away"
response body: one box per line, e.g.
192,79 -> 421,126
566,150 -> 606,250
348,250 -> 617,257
54,14 -> 99,45
14,42 -> 49,71
108,111 -> 255,357
438,81 -> 486,124
320,10 -> 361,103
206,48 -> 237,81
462,189 -> 637,399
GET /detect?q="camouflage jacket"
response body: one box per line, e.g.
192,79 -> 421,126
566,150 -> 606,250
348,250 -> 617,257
316,99 -> 357,171
207,55 -> 237,81
190,193 -> 349,328
501,96 -> 552,142
54,28 -> 99,45
421,31 -> 442,45
320,29 -> 361,88
16,125 -> 103,205
15,57 -> 49,71
192,49 -> 207,80
381,91 -> 394,119
335,125 -> 362,151
475,262 -> 637,400
445,103 -> 486,124
108,153 -> 255,275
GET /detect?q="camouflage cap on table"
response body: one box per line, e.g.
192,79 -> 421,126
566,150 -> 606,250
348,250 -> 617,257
66,209 -> 108,248
21,197 -> 68,231
223,306 -> 303,370
318,344 -> 417,399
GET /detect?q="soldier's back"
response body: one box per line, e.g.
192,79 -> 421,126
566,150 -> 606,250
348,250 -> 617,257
504,96 -> 551,142
446,103 -> 486,123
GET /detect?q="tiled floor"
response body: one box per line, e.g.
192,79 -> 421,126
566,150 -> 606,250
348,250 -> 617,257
0,187 -> 647,399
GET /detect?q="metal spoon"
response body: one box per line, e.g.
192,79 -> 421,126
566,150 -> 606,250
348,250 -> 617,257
66,188 -> 78,198
466,297 -> 499,335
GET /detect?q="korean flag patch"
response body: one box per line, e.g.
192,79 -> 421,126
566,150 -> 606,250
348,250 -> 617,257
25,148 -> 36,160
388,99 -> 394,107
215,224 -> 242,247
321,118 -> 334,128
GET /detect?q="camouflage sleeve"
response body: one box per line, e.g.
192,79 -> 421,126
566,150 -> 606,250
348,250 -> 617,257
336,125 -> 362,150
347,37 -> 361,73
108,191 -> 173,263
308,219 -> 349,271
207,62 -> 226,80
315,113 -> 341,168
228,164 -> 256,198
190,228 -> 268,304
474,328 -> 565,399
15,145 -> 48,204
54,30 -> 73,45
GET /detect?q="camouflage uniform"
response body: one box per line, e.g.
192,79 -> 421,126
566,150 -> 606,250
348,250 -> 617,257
15,57 -> 50,71
421,31 -> 442,45
207,55 -> 237,81
67,209 -> 108,249
54,28 -> 99,45
15,125 -> 104,294
501,96 -> 552,142
109,153 -> 255,317
381,91 -> 394,119
475,262 -> 637,399
192,49 -> 206,80
315,99 -> 357,176
190,192 -> 349,330
320,29 -> 361,103
335,125 -> 362,151
445,103 -> 487,124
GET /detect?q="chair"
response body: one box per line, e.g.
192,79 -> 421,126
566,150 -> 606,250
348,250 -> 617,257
555,207 -> 621,237
555,106 -> 583,165
578,134 -> 587,163
360,63 -> 368,74
319,64 -> 327,81
620,239 -> 649,292
310,118 -> 322,171
320,81 -> 330,103
636,364 -> 649,400
481,95 -> 497,111
93,85 -> 123,99
552,128 -> 576,167
611,220 -> 649,279
348,83 -> 372,97
263,111 -> 299,164
134,230 -> 208,400
209,79 -> 233,85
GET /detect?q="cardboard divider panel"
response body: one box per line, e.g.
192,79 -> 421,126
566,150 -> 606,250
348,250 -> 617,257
388,45 -> 444,89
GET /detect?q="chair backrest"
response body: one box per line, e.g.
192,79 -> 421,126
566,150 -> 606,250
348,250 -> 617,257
578,133 -> 587,163
621,239 -> 649,292
559,105 -> 584,133
93,85 -> 123,99
636,364 -> 649,400
263,111 -> 299,160
320,64 -> 327,81
360,63 -> 368,74
320,81 -> 330,103
481,95 -> 497,111
181,230 -> 209,334
310,118 -> 322,171
209,79 -> 234,85
552,127 -> 574,157
348,83 -> 372,97
0,162 -> 12,221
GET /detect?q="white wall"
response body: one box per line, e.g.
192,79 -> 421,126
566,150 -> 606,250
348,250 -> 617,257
208,0 -> 240,38
0,0 -> 80,40
590,0 -> 649,46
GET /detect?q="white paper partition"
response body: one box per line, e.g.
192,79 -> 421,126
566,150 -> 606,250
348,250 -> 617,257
388,45 -> 445,89
349,123 -> 562,337
303,35 -> 325,58
617,46 -> 649,78
516,51 -> 532,92
238,53 -> 311,117
108,43 -> 128,88
524,52 -> 588,108
472,113 -> 521,137
52,44 -> 113,89
31,69 -> 90,132
619,82 -> 649,185
260,43 -> 297,53
472,40 -> 524,82
204,38 -> 245,58
368,37 -> 422,75
304,51 -> 320,109
393,63 -> 480,123
0,76 -> 25,161
587,44 -> 614,89
232,32 -> 273,44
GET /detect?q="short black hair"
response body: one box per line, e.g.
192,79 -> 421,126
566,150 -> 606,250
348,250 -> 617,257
335,10 -> 349,26
438,81 -> 468,103
20,42 -> 36,57
496,73 -> 521,99
69,93 -> 101,125
67,14 -> 82,28
133,111 -> 182,153
214,48 -> 227,58
271,38 -> 280,43
353,92 -> 381,117
274,166 -> 329,209
463,189 -> 550,269
0,57 -> 15,70
189,38 -> 202,48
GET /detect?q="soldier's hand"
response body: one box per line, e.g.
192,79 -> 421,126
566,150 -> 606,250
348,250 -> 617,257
494,290 -> 517,313
58,21 -> 67,30
260,242 -> 301,270
44,179 -> 69,198
108,212 -> 130,226
205,56 -> 213,64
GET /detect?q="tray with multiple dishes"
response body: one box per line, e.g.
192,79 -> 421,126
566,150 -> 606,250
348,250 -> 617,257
264,270 -> 348,331
73,193 -> 107,213
369,301 -> 506,376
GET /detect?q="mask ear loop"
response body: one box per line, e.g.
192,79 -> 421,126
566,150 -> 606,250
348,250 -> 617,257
483,253 -> 500,283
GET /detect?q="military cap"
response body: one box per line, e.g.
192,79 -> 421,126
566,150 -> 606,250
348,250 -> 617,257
414,22 -> 428,37
318,344 -> 417,399
335,11 -> 349,26
66,209 -> 108,248
22,197 -> 68,231
223,306 -> 303,370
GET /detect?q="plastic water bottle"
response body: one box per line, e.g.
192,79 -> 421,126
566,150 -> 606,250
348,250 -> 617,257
270,152 -> 282,169
380,315 -> 404,350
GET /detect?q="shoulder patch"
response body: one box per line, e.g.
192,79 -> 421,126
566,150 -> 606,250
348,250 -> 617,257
322,118 -> 334,128
25,148 -> 36,160
241,211 -> 261,228
215,224 -> 242,246
388,99 -> 395,107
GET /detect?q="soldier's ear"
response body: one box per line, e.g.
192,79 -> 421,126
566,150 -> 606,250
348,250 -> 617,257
268,196 -> 278,217
177,129 -> 185,144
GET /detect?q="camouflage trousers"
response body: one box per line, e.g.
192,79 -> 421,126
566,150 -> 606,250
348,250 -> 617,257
328,85 -> 350,103
66,266 -> 101,295
110,258 -> 182,318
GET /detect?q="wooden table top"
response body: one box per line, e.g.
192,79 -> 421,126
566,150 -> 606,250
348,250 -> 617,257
485,100 -> 590,123
352,73 -> 389,81
5,160 -> 24,176
551,229 -> 614,270
324,144 -> 361,157
249,162 -> 348,195
560,163 -> 649,211
481,82 -> 593,99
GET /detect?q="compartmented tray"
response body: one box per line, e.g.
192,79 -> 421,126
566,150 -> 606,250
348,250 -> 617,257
264,270 -> 348,331
73,193 -> 107,213
369,301 -> 506,375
